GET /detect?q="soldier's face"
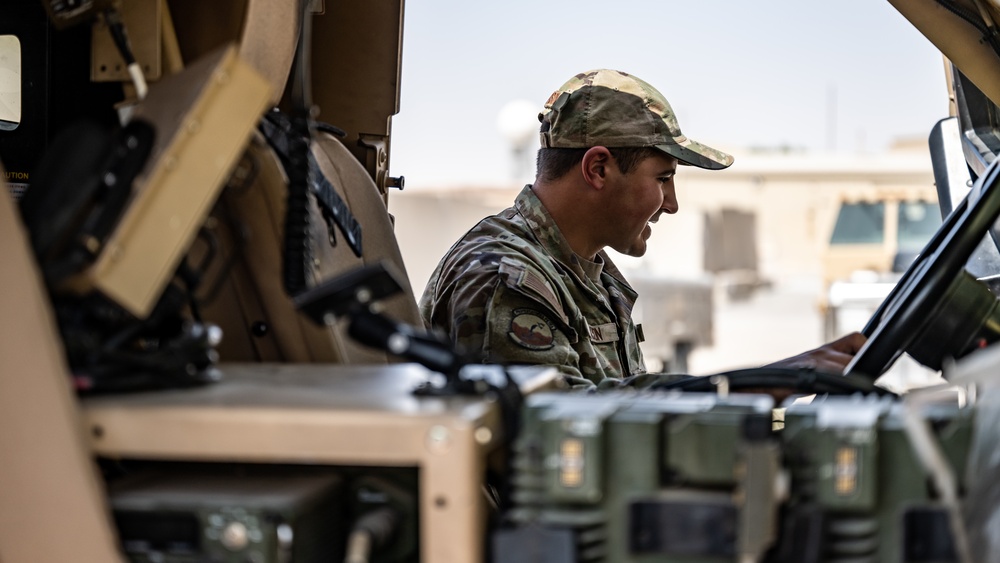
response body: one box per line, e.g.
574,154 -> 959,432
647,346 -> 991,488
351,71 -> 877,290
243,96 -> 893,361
607,153 -> 678,257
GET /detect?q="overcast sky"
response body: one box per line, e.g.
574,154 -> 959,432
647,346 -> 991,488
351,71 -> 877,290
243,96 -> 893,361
388,0 -> 950,189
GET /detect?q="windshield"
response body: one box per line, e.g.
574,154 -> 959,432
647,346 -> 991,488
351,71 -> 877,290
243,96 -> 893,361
898,201 -> 942,251
830,202 -> 885,245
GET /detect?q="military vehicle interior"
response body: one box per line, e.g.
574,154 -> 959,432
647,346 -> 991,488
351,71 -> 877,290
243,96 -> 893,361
3,0 -> 1000,562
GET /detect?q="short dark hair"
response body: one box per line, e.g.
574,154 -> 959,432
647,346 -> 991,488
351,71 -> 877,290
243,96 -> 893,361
535,146 -> 663,182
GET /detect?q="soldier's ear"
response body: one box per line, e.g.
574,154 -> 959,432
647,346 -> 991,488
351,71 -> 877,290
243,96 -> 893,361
581,146 -> 612,189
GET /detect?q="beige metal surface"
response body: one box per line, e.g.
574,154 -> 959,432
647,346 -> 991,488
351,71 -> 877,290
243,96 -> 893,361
91,0 -> 162,82
309,132 -> 423,323
209,139 -> 347,363
167,0 -> 246,63
311,0 -> 404,192
160,0 -> 184,74
84,363 -> 557,563
239,0 -> 301,104
890,0 -> 1000,105
162,0 -> 405,190
0,167 -> 125,563
65,45 -> 271,317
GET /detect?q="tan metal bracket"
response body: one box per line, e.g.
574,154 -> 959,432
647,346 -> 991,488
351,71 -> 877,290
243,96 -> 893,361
358,133 -> 390,196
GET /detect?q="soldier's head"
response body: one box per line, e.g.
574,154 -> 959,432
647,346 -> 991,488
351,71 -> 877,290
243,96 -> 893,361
535,69 -> 733,182
534,70 -> 733,258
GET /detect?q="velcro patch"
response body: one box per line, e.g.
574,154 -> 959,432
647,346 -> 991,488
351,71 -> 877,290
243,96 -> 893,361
587,322 -> 619,343
498,258 -> 569,326
508,309 -> 556,350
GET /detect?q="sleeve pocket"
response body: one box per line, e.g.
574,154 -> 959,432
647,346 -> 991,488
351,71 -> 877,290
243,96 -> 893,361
482,283 -> 582,375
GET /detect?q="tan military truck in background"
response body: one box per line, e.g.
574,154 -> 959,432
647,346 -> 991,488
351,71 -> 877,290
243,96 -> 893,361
820,188 -> 941,341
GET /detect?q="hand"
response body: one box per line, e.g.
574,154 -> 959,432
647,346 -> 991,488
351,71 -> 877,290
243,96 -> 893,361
764,332 -> 868,374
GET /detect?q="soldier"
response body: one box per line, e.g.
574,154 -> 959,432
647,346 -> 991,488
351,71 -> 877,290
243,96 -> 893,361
419,69 -> 865,389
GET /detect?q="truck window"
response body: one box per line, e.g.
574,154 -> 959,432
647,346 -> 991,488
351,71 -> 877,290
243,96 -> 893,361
830,202 -> 885,245
898,201 -> 941,251
0,35 -> 20,131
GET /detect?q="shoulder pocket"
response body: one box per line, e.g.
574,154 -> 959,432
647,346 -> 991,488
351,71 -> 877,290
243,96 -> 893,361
497,257 -> 576,341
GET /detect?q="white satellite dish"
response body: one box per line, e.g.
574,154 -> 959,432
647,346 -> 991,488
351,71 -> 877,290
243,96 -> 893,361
496,99 -> 539,181
496,99 -> 538,148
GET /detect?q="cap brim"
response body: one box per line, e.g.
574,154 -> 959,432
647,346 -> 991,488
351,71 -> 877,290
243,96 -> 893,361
655,137 -> 733,170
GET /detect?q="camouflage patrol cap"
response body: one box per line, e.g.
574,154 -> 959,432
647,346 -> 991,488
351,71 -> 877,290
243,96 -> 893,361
539,69 -> 734,170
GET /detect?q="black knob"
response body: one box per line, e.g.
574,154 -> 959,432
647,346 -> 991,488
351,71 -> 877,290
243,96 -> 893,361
387,175 -> 405,190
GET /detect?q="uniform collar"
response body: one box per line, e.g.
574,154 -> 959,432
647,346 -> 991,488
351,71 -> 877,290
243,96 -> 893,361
515,185 -> 635,293
514,185 -> 580,272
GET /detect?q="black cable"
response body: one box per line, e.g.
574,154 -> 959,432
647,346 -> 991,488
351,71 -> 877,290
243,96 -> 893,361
176,262 -> 203,323
650,367 -> 895,396
498,367 -> 525,438
102,7 -> 148,99
281,115 -> 312,296
314,121 -> 347,138
281,0 -> 317,296
489,368 -> 525,511
345,506 -> 402,563
348,308 -> 466,378
102,8 -> 136,66
177,228 -> 222,323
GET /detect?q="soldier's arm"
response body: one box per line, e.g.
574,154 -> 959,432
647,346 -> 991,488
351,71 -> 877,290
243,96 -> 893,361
480,282 -> 594,388
426,266 -> 592,388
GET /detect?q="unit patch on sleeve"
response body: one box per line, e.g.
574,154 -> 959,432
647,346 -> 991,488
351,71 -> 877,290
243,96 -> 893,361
508,309 -> 556,350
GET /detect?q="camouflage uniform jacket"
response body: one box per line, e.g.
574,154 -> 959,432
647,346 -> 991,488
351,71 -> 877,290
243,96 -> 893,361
419,185 -> 647,388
